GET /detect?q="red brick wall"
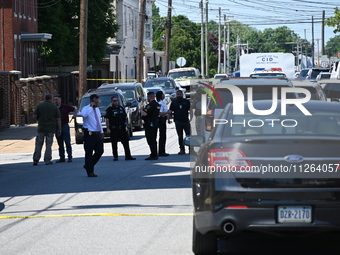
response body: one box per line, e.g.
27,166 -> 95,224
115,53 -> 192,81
0,0 -> 38,76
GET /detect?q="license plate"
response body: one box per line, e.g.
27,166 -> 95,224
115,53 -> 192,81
278,206 -> 312,223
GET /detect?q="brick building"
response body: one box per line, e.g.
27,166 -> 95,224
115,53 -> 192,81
0,0 -> 51,77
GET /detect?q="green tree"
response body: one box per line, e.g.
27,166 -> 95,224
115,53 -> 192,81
38,0 -> 119,65
325,35 -> 340,57
152,14 -> 201,69
326,7 -> 340,33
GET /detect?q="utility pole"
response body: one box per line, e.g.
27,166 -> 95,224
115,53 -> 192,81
312,16 -> 315,67
205,0 -> 209,77
79,0 -> 88,102
223,15 -> 226,74
200,0 -> 204,76
137,0 -> 146,82
316,38 -> 320,67
164,0 -> 172,77
322,10 -> 325,55
217,7 -> 221,74
304,29 -> 308,68
227,20 -> 230,73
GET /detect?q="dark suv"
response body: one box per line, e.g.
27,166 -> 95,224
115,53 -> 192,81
98,82 -> 147,130
188,100 -> 340,254
74,88 -> 132,144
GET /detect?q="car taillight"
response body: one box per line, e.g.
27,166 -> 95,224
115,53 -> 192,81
205,109 -> 214,131
208,149 -> 252,169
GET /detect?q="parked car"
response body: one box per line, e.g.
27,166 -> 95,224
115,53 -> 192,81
98,82 -> 147,131
297,68 -> 310,80
213,74 -> 229,79
74,88 -> 132,144
143,77 -> 185,101
232,71 -> 240,77
143,86 -> 171,107
187,100 -> 340,254
306,68 -> 330,80
198,78 -> 297,140
316,72 -> 331,80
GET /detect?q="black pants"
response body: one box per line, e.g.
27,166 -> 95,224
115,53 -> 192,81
83,132 -> 104,175
158,117 -> 167,154
145,122 -> 158,158
175,120 -> 190,151
110,127 -> 131,159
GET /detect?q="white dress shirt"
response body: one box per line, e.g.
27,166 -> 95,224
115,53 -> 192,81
79,104 -> 104,133
158,99 -> 168,116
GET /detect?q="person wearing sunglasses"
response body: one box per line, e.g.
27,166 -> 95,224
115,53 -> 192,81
105,96 -> 136,161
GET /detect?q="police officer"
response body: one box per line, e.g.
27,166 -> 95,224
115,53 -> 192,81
141,91 -> 160,160
105,96 -> 136,161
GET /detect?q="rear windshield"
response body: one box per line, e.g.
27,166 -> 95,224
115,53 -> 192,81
208,86 -> 297,110
223,110 -> 340,137
168,70 -> 196,79
144,80 -> 176,89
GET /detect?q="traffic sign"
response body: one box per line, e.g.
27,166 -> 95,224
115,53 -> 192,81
176,57 -> 186,67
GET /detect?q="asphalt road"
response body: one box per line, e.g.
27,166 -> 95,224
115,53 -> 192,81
1,123 -> 340,255
0,122 -> 193,255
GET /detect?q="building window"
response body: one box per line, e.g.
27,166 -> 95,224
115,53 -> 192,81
145,24 -> 151,39
14,35 -> 17,70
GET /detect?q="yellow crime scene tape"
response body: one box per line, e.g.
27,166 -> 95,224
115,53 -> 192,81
0,213 -> 194,219
86,79 -> 141,82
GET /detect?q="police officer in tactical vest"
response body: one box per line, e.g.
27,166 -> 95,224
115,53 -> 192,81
105,96 -> 136,161
141,91 -> 160,160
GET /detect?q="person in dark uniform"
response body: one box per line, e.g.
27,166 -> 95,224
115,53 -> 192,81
141,91 -> 160,160
156,90 -> 170,156
105,96 -> 136,161
169,90 -> 191,154
79,94 -> 104,177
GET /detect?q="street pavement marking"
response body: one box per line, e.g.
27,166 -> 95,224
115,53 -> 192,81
0,213 -> 194,219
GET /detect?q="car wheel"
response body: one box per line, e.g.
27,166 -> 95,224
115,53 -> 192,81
192,217 -> 217,255
75,135 -> 83,144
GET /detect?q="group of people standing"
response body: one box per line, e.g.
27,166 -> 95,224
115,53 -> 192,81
32,89 -> 190,177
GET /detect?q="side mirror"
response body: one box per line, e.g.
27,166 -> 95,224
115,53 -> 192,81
184,135 -> 205,147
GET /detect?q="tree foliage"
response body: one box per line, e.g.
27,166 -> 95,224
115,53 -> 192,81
152,6 -> 310,77
326,7 -> 340,34
38,0 -> 119,65
325,35 -> 340,57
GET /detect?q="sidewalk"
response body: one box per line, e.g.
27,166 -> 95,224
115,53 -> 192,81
0,123 -> 59,154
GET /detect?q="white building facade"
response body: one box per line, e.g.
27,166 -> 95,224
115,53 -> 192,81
110,0 -> 163,81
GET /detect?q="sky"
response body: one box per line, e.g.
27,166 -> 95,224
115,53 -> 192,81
154,0 -> 339,52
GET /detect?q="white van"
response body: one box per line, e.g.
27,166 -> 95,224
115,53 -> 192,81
330,60 -> 340,80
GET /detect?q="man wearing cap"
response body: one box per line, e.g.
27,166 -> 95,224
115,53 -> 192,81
141,91 -> 160,160
54,94 -> 77,163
